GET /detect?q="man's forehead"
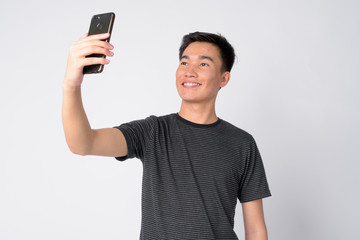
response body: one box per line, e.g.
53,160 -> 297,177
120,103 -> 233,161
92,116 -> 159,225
182,42 -> 221,60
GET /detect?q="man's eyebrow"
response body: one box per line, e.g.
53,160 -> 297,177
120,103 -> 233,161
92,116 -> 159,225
199,55 -> 214,63
180,55 -> 214,63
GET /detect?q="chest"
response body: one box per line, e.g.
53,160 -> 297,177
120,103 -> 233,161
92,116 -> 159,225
145,126 -> 247,188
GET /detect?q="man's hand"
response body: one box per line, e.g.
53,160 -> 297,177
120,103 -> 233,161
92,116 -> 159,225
63,33 -> 114,89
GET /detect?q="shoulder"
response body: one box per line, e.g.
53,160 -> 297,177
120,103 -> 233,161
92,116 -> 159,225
219,119 -> 255,143
155,113 -> 177,121
128,113 -> 177,131
143,113 -> 177,125
123,113 -> 176,125
141,113 -> 176,120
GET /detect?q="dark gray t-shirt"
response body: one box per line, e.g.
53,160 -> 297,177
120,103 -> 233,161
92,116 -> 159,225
115,113 -> 271,240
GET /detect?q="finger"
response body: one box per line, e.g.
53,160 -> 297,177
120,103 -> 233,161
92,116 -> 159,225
77,46 -> 114,58
74,33 -> 112,48
86,39 -> 114,49
81,57 -> 110,67
75,38 -> 114,51
83,33 -> 111,41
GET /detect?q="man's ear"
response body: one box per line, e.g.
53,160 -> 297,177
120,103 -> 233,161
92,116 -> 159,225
220,71 -> 231,88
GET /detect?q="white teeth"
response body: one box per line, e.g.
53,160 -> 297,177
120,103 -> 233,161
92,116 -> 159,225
184,82 -> 200,86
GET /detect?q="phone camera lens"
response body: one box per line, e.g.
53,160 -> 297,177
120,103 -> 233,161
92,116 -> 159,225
96,23 -> 103,30
94,16 -> 100,20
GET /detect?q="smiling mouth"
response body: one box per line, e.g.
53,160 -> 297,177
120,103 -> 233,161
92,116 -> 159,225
183,82 -> 201,87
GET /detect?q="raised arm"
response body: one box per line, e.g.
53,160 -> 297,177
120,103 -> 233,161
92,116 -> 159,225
62,33 -> 127,157
242,199 -> 268,240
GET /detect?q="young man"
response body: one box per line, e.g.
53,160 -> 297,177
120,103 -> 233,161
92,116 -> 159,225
63,31 -> 271,240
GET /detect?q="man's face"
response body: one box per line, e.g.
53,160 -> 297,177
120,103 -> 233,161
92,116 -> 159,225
176,42 -> 230,105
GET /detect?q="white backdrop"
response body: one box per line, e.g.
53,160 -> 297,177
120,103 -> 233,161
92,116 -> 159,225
1,0 -> 359,239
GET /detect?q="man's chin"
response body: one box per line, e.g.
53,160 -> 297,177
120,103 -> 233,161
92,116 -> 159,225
180,97 -> 216,105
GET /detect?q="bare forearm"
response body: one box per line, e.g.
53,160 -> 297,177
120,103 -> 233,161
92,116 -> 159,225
242,199 -> 268,240
62,84 -> 93,155
62,33 -> 115,155
245,229 -> 268,240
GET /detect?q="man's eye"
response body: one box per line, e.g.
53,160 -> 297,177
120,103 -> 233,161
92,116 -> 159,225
200,63 -> 209,67
181,62 -> 187,66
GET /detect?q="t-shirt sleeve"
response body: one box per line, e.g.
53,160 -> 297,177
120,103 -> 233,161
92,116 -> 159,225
113,116 -> 157,161
238,136 -> 271,203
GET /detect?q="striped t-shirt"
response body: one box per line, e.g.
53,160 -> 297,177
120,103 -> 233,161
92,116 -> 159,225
115,113 -> 271,240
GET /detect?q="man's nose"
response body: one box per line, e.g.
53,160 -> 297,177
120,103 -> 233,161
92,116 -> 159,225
185,66 -> 198,78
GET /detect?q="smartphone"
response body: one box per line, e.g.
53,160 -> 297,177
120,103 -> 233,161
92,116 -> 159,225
83,12 -> 115,74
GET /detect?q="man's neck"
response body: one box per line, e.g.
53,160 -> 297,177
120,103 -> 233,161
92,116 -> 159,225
178,101 -> 218,124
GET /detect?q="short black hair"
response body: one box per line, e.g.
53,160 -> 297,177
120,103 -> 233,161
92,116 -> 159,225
179,32 -> 236,72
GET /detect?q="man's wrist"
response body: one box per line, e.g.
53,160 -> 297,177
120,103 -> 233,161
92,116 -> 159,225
62,81 -> 81,92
